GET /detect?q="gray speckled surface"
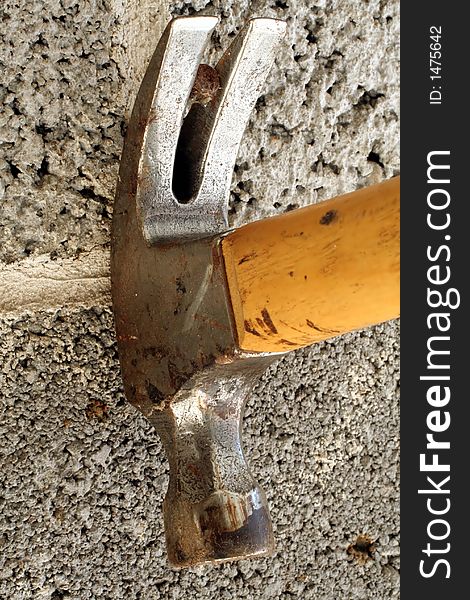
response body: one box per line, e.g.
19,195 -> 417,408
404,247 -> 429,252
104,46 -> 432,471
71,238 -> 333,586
0,0 -> 399,598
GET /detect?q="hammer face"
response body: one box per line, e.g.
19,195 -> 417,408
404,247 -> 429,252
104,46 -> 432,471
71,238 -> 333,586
156,358 -> 274,566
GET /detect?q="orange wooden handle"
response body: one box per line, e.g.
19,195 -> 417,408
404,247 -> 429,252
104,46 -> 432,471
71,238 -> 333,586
222,177 -> 400,353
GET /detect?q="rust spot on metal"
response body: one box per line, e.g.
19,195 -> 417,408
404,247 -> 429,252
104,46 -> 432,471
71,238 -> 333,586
225,496 -> 248,530
117,334 -> 138,342
192,314 -> 232,332
320,209 -> 338,225
189,64 -> 221,107
187,463 -> 202,478
200,497 -> 248,535
143,346 -> 164,359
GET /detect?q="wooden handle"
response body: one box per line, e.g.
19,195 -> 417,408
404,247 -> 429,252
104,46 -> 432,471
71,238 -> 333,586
222,177 -> 400,353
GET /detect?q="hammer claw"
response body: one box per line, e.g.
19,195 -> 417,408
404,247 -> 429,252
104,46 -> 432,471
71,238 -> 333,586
134,16 -> 286,244
135,16 -> 218,242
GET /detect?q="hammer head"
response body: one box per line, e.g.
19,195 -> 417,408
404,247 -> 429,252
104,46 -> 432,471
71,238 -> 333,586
111,16 -> 286,566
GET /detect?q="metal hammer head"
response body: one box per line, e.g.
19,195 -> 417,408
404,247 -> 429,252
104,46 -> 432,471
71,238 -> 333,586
111,16 -> 286,567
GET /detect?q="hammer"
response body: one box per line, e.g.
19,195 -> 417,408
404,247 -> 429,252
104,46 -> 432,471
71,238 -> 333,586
111,16 -> 399,567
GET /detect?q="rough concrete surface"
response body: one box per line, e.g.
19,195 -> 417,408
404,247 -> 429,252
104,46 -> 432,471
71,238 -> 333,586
1,0 -> 400,598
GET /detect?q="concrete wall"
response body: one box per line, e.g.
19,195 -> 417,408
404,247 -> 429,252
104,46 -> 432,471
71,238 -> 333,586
1,1 -> 399,598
